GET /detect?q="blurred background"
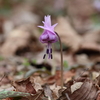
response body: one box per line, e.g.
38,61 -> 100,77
0,0 -> 100,91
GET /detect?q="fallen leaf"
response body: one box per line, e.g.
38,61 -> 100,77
96,93 -> 100,100
0,90 -> 30,99
42,84 -> 53,100
1,25 -> 43,56
71,82 -> 83,93
12,78 -> 36,94
55,17 -> 82,52
57,78 -> 99,100
66,0 -> 94,32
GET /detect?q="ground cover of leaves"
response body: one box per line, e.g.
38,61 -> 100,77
0,0 -> 100,100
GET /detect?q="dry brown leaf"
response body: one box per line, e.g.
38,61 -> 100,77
50,84 -> 61,99
64,71 -> 75,83
42,84 -> 53,99
53,52 -> 75,66
3,5 -> 40,34
96,93 -> 100,100
11,77 -> 44,100
0,76 -> 10,86
58,77 -> 99,100
80,42 -> 100,53
96,75 -> 100,87
71,80 -> 93,100
67,0 -> 94,17
12,78 -> 36,94
75,29 -> 100,62
71,82 -> 83,93
1,27 -> 31,56
83,29 -> 100,43
66,0 -> 94,32
30,75 -> 43,92
76,54 -> 91,65
0,24 -> 43,56
92,72 -> 100,80
55,17 -> 82,52
55,17 -> 100,57
76,42 -> 100,63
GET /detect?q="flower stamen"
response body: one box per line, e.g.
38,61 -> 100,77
46,49 -> 49,54
43,54 -> 46,59
51,54 -> 53,59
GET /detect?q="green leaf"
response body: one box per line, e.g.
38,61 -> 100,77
32,59 -> 37,64
23,58 -> 30,67
0,90 -> 30,99
0,56 -> 4,61
63,60 -> 69,69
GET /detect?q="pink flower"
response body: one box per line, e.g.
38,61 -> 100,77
38,15 -> 58,59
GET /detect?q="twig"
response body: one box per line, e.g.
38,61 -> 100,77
65,93 -> 70,100
34,90 -> 43,100
0,74 -> 6,83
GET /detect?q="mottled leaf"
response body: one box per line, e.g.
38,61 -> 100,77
0,90 -> 30,99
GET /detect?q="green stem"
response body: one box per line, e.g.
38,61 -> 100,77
55,32 -> 63,89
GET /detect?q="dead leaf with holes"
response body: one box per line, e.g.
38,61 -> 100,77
57,75 -> 100,100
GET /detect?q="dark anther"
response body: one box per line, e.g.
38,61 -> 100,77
50,48 -> 52,53
51,54 -> 53,59
43,54 -> 46,59
46,49 -> 49,54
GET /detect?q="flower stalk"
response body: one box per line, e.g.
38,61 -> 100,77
55,32 -> 63,89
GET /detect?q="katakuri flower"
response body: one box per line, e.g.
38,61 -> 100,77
38,15 -> 58,59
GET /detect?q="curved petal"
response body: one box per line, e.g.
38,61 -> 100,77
52,23 -> 58,28
38,26 -> 55,34
38,26 -> 46,29
39,30 -> 48,43
47,31 -> 58,43
38,15 -> 58,44
44,15 -> 51,27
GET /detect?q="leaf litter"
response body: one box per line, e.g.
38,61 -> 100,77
0,0 -> 100,100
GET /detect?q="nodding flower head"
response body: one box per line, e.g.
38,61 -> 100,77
38,15 -> 58,59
